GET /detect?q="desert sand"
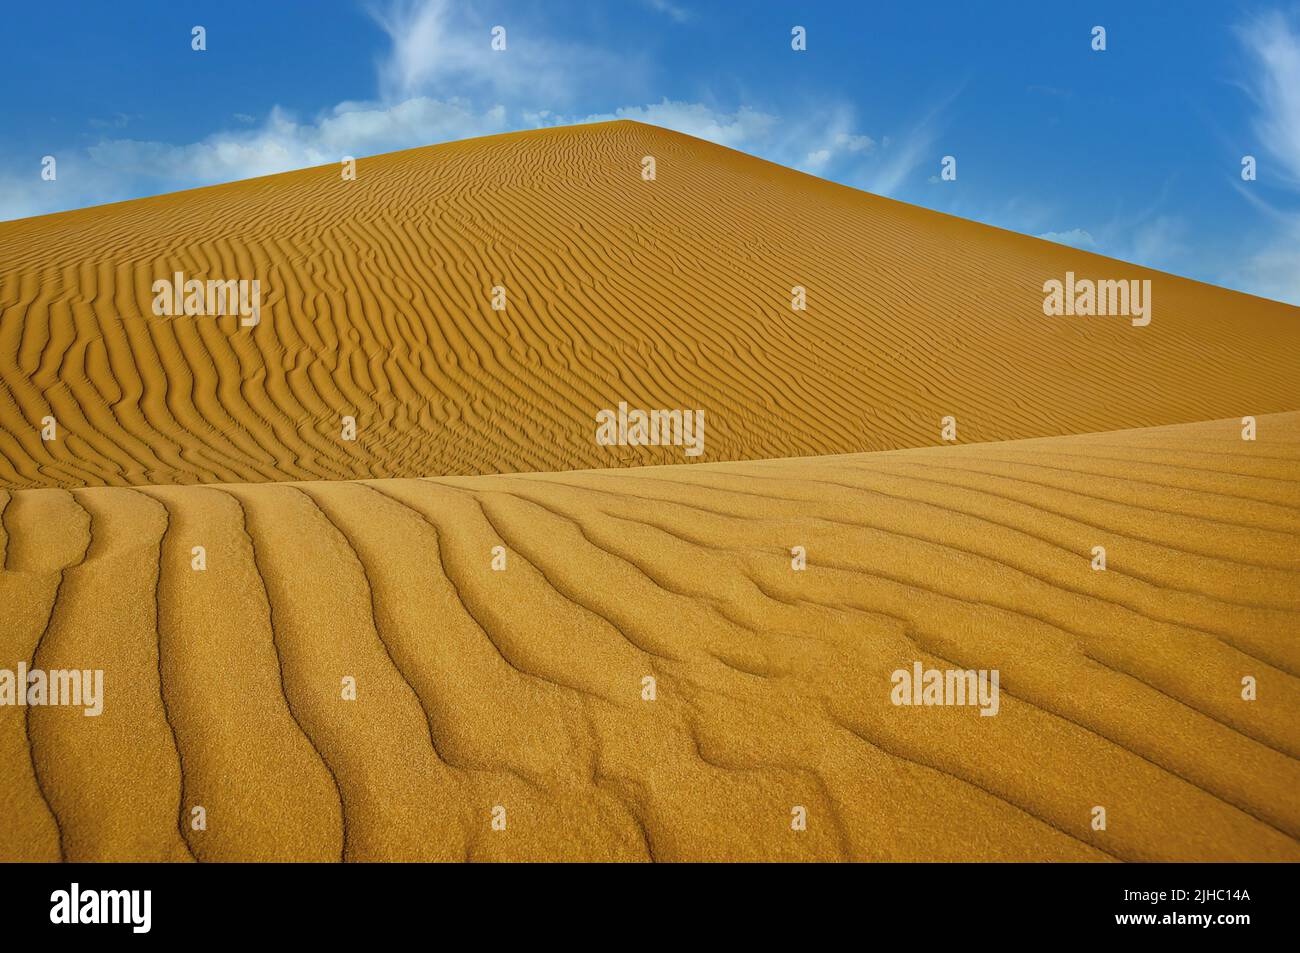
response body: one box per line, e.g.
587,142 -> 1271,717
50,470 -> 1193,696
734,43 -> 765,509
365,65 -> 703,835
0,121 -> 1296,861
0,121 -> 1296,487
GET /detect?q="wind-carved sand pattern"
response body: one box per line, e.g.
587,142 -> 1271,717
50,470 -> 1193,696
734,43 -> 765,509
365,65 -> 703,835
0,121 -> 1297,486
0,122 -> 1297,862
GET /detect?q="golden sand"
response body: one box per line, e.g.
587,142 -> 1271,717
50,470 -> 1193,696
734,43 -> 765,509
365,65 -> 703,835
0,121 -> 1296,861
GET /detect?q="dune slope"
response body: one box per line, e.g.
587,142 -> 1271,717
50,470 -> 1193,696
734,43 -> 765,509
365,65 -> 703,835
1,120 -> 1297,488
2,413 -> 1297,862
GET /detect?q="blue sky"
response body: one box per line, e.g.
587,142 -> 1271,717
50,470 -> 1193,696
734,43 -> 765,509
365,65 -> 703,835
3,0 -> 1299,302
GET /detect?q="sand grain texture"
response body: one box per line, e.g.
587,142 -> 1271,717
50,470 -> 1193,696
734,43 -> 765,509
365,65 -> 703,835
1,416 -> 1297,861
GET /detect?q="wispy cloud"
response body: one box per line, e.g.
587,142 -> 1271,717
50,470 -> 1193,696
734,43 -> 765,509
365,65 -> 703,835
1128,215 -> 1191,273
861,85 -> 963,197
88,99 -> 510,183
1021,12 -> 1300,306
1219,216 -> 1300,303
1236,10 -> 1300,186
1037,228 -> 1096,249
544,100 -> 780,150
88,112 -> 137,130
642,0 -> 692,23
370,0 -> 637,105
1225,8 -> 1300,302
535,98 -> 876,179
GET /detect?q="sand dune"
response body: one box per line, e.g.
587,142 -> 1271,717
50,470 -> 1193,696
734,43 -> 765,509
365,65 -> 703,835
0,120 -> 1297,488
1,121 -> 1296,862
2,413 -> 1297,861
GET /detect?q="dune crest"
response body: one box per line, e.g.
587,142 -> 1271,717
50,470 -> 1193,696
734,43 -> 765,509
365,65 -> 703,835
1,120 -> 1296,488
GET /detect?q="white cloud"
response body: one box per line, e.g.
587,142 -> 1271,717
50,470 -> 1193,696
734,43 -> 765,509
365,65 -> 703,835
642,0 -> 692,23
544,99 -> 781,150
804,132 -> 874,171
0,95 -> 517,221
1012,12 -> 1300,306
0,152 -> 140,223
1218,219 -> 1300,303
532,99 -> 877,181
1037,228 -> 1096,249
370,0 -> 633,105
88,112 -> 136,130
1128,216 -> 1189,272
1225,9 -> 1300,302
859,86 -> 961,197
87,99 -> 509,185
1236,11 -> 1300,186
